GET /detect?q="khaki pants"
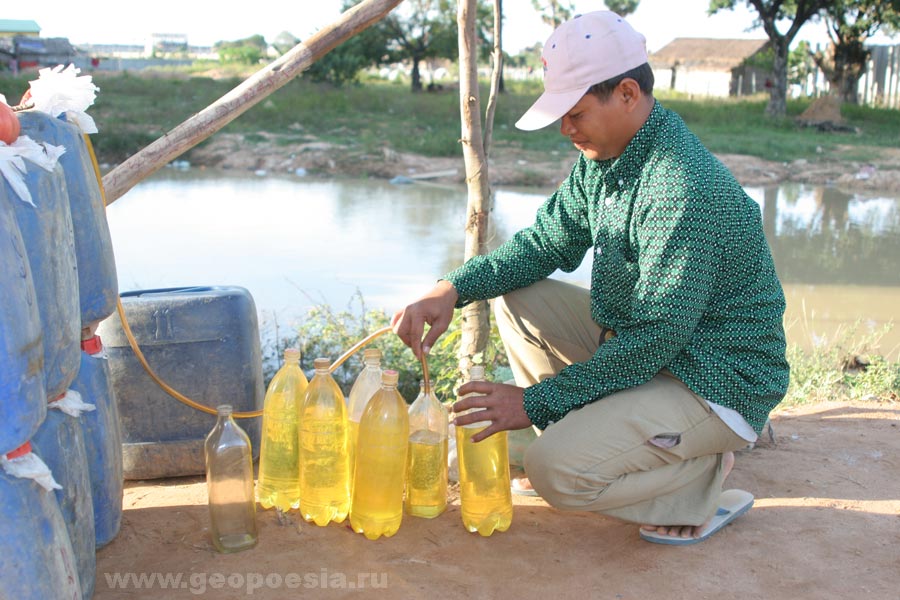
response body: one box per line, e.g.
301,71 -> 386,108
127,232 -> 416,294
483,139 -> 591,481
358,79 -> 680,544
493,278 -> 748,526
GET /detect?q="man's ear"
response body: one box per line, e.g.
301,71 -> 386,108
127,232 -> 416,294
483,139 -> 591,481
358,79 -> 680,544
618,78 -> 642,111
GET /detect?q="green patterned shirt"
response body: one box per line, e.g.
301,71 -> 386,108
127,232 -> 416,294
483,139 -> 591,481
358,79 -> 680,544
445,101 -> 789,434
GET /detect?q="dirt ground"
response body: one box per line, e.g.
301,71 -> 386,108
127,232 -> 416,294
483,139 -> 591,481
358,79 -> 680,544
92,399 -> 900,599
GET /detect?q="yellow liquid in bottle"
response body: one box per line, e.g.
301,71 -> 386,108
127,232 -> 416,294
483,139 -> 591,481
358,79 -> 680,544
350,385 -> 409,540
299,363 -> 350,527
347,419 -> 360,488
405,430 -> 448,518
257,354 -> 307,512
257,391 -> 302,511
456,424 -> 513,536
299,414 -> 350,526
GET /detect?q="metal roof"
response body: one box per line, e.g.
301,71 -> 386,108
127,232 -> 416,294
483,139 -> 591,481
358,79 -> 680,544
0,19 -> 41,34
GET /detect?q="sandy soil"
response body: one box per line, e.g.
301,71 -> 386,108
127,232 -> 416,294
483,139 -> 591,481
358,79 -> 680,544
93,399 -> 900,599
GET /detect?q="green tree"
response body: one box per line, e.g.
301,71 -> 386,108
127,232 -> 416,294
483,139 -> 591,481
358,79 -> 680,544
531,0 -> 575,27
604,0 -> 641,16
710,0 -> 829,118
812,0 -> 900,104
382,0 -> 492,92
302,13 -> 394,86
215,35 -> 268,65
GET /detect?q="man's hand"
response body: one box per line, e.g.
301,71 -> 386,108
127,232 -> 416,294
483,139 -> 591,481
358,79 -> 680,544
452,380 -> 533,443
391,280 -> 459,359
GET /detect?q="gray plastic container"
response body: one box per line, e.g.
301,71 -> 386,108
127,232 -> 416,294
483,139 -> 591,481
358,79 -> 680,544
97,286 -> 264,479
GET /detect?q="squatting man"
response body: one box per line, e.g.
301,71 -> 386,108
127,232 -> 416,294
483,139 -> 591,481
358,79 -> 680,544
392,11 -> 789,545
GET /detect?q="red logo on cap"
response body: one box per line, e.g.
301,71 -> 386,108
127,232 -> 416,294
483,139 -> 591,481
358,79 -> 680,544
542,57 -> 548,71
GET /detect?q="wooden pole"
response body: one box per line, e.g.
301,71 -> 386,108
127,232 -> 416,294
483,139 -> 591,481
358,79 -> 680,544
456,0 -> 494,377
102,0 -> 403,205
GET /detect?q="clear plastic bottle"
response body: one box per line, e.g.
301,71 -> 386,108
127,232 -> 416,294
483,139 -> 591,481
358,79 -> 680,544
257,348 -> 308,511
346,348 -> 382,484
406,379 -> 449,518
455,366 -> 513,536
350,369 -> 409,540
205,405 -> 258,553
298,358 -> 351,526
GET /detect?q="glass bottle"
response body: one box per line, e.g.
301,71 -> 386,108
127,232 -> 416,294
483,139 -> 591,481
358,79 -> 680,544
205,405 -> 258,553
346,348 -> 382,485
350,369 -> 409,540
455,366 -> 513,536
406,379 -> 449,518
298,357 -> 351,526
257,348 -> 308,511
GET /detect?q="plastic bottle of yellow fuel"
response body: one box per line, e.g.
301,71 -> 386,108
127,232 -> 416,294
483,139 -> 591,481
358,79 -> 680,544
257,348 -> 307,511
346,348 -> 382,485
455,365 -> 513,536
298,358 -> 350,526
350,369 -> 409,540
406,379 -> 448,518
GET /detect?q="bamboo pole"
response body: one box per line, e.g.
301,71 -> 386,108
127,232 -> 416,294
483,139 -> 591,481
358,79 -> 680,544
102,0 -> 404,205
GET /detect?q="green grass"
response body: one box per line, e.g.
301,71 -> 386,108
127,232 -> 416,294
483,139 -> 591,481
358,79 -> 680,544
4,70 -> 899,167
780,321 -> 899,408
261,292 -> 508,402
268,295 -> 899,410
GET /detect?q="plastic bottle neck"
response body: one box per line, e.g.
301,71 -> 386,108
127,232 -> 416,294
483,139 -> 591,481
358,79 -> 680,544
283,349 -> 301,365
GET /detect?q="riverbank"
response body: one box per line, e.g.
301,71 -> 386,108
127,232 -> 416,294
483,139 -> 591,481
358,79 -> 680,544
184,130 -> 900,194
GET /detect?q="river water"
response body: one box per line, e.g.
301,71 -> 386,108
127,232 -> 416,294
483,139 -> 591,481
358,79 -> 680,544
105,168 -> 900,359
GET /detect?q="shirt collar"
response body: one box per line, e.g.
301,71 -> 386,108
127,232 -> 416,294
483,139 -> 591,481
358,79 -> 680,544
591,100 -> 665,185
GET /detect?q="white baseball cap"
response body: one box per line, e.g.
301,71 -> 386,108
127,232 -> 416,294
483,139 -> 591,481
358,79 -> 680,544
515,11 -> 649,131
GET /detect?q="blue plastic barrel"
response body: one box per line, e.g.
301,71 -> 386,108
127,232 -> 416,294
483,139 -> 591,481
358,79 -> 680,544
97,286 -> 264,479
0,182 -> 47,454
18,112 -> 118,326
31,403 -> 96,600
5,154 -> 81,400
0,443 -> 83,600
73,334 -> 123,548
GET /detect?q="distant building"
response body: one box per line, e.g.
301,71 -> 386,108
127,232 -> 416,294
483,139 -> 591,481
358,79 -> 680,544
0,19 -> 40,37
148,33 -> 188,56
650,38 -> 770,97
0,36 -> 78,73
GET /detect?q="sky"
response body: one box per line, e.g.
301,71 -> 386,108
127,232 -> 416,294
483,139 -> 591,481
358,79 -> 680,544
6,0 -> 896,54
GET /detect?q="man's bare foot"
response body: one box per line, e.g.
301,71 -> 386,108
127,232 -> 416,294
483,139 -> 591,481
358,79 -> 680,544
511,477 -> 534,492
510,467 -> 538,496
640,451 -> 735,539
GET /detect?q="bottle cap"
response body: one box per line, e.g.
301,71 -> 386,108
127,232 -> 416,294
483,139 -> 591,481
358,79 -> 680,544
382,369 -> 399,385
284,348 -> 300,360
6,441 -> 32,459
470,365 -> 486,380
81,335 -> 103,355
314,357 -> 331,370
363,348 -> 382,360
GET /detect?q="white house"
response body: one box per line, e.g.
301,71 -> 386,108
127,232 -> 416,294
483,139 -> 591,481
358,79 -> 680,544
650,38 -> 770,97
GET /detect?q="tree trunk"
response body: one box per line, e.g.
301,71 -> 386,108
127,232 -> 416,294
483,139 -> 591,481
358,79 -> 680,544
766,37 -> 789,118
101,0 -> 403,204
833,40 -> 867,104
456,0 -> 494,378
411,56 -> 423,92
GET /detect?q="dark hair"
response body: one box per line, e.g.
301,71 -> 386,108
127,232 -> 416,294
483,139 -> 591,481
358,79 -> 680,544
587,63 -> 655,101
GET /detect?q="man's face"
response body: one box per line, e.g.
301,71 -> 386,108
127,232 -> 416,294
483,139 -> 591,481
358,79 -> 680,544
559,87 -> 631,162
